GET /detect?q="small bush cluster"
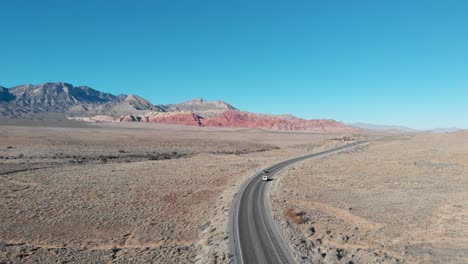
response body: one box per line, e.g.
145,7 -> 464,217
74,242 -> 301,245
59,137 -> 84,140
284,208 -> 305,224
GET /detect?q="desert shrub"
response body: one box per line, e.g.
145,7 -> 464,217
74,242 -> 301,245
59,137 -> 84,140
284,208 -> 305,224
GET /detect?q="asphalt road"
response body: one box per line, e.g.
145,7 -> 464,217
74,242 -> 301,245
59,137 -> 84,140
230,141 -> 367,264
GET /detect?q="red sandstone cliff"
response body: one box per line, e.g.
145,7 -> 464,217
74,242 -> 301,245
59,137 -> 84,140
109,110 -> 353,132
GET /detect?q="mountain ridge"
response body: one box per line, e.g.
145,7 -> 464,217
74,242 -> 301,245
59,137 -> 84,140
0,82 -> 352,132
164,98 -> 237,118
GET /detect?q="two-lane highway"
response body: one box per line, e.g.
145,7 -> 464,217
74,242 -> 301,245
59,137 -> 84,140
229,141 -> 367,264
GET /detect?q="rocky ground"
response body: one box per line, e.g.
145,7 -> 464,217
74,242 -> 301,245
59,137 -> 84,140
0,121 -> 357,263
270,132 -> 468,263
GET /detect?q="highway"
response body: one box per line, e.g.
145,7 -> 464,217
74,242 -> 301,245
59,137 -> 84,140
229,141 -> 367,264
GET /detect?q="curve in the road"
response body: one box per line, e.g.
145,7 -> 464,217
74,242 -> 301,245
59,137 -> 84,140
229,141 -> 367,264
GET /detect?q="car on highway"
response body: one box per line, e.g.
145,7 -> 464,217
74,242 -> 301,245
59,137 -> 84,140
262,175 -> 269,181
262,169 -> 269,174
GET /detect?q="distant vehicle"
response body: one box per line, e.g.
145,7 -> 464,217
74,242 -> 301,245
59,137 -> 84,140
262,169 -> 269,174
262,175 -> 269,181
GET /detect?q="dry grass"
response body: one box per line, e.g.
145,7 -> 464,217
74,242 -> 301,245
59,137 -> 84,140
284,208 -> 305,225
271,131 -> 468,263
0,121 -> 357,263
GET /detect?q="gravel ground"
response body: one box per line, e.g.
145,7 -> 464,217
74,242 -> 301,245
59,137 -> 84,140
0,122 -> 360,263
270,132 -> 468,263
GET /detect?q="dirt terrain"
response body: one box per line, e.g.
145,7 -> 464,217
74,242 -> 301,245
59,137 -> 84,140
270,132 -> 468,263
0,121 -> 357,263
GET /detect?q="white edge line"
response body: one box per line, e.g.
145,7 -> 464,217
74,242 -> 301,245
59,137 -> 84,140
228,141 -> 369,264
263,141 -> 369,263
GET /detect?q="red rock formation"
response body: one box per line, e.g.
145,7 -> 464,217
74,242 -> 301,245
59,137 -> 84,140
146,112 -> 203,126
109,110 -> 352,132
203,110 -> 352,132
203,110 -> 291,129
114,112 -> 202,126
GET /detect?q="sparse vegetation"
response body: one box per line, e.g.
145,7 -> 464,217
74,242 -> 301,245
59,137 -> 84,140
284,208 -> 305,224
272,133 -> 468,263
0,122 -> 340,263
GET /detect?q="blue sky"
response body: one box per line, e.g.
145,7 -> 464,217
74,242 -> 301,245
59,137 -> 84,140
1,0 -> 467,129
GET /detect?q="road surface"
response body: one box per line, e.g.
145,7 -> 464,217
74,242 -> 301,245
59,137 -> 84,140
229,141 -> 367,264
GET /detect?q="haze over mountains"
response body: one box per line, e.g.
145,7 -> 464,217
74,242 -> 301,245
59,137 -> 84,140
349,123 -> 419,133
349,122 -> 463,133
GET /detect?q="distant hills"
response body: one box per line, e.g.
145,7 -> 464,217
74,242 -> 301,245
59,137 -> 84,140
349,122 -> 419,133
1,82 -> 463,133
0,82 -> 348,132
349,122 -> 462,133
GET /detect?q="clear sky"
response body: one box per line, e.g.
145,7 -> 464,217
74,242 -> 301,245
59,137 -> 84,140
1,0 -> 467,129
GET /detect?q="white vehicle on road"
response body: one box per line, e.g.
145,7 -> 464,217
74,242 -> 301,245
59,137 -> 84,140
262,175 -> 269,181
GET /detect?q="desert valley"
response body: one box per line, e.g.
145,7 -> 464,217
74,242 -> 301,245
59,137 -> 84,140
0,83 -> 466,263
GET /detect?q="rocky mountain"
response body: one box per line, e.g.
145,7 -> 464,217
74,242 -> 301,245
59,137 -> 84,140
1,82 -> 353,132
208,110 -> 351,131
106,94 -> 165,116
9,83 -> 118,108
105,110 -> 352,132
114,111 -> 203,126
204,110 -> 351,131
0,86 -> 15,102
164,98 -> 237,118
0,82 -> 162,118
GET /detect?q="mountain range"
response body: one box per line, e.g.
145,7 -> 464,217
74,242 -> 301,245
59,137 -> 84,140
0,82 -> 352,132
349,122 -> 463,133
349,122 -> 419,133
0,82 -> 165,118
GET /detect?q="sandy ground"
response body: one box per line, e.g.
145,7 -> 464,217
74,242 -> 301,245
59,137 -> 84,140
0,121 -> 359,263
270,132 -> 468,263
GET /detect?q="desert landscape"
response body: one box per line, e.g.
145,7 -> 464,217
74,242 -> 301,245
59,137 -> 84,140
1,119 -> 466,263
0,83 -> 467,264
270,132 -> 468,263
0,120 -> 360,263
3,2 -> 468,263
